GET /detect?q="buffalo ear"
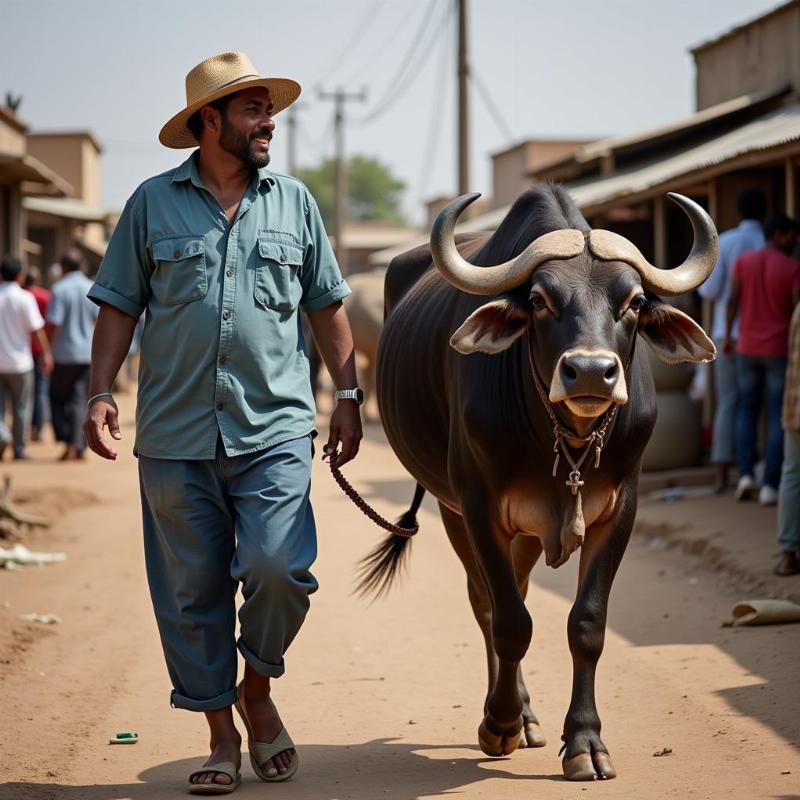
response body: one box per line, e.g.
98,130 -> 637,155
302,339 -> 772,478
638,301 -> 716,363
450,297 -> 530,354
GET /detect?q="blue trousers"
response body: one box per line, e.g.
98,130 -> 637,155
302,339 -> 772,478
778,430 -> 800,554
735,354 -> 786,489
710,339 -> 738,464
138,434 -> 317,712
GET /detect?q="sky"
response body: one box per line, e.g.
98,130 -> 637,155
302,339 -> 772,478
2,0 -> 782,224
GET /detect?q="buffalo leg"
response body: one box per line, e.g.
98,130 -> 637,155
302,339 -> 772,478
562,479 -> 636,781
511,535 -> 547,748
460,493 -> 532,757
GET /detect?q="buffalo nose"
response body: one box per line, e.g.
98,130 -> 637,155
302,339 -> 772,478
559,353 -> 619,397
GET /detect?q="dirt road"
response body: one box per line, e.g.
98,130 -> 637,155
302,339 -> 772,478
1,393 -> 798,799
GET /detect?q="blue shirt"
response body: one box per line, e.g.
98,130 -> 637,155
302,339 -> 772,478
47,271 -> 98,364
89,152 -> 350,459
699,219 -> 764,340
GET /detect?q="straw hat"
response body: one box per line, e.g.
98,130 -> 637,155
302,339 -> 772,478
159,51 -> 301,149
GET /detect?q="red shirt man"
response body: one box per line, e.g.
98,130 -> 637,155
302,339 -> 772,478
24,268 -> 51,357
726,218 -> 800,358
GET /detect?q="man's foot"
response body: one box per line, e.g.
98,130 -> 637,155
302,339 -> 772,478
712,463 -> 729,494
735,475 -> 756,501
189,735 -> 242,788
774,551 -> 800,576
758,485 -> 778,506
237,684 -> 296,778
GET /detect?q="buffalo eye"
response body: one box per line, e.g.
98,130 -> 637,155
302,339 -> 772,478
628,294 -> 647,313
531,292 -> 547,311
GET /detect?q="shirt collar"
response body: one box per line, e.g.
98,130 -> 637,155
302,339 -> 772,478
738,219 -> 763,231
171,151 -> 275,191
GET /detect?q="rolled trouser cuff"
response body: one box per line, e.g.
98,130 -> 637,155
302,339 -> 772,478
170,686 -> 238,712
237,637 -> 285,678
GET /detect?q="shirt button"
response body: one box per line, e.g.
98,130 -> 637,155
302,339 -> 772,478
222,310 -> 231,320
216,402 -> 223,411
173,249 -> 180,258
219,355 -> 227,364
226,270 -> 233,278
280,253 -> 287,263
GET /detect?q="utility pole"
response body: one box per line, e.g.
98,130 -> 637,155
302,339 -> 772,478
457,0 -> 470,199
317,87 -> 367,273
285,102 -> 303,176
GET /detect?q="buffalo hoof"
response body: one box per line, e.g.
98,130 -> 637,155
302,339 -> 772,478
563,751 -> 617,781
516,720 -> 547,748
478,716 -> 523,757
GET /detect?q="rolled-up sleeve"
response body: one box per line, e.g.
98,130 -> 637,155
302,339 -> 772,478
299,191 -> 350,314
88,190 -> 151,319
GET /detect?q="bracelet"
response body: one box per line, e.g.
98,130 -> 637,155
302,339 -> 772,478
87,392 -> 114,406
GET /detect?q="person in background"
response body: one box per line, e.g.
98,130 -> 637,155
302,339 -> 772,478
699,189 -> 766,493
47,248 -> 98,460
0,257 -> 53,460
725,215 -> 800,505
776,302 -> 800,575
24,266 -> 52,441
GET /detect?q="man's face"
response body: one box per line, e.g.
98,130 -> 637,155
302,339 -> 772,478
217,87 -> 275,168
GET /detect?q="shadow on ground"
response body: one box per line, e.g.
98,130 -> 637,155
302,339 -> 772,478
0,739 -> 564,800
534,532 -> 800,754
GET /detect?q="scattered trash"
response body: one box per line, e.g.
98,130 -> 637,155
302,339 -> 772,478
724,599 -> 800,627
19,612 -> 61,625
407,720 -> 416,725
781,770 -> 791,775
647,486 -> 715,503
109,732 -> 138,745
653,747 -> 673,757
0,544 -> 66,568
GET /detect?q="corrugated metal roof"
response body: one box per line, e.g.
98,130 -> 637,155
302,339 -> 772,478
369,103 -> 800,266
568,102 -> 800,210
23,196 -> 109,222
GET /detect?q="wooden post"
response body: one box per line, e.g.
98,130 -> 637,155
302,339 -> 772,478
653,195 -> 667,267
786,156 -> 797,217
457,0 -> 469,197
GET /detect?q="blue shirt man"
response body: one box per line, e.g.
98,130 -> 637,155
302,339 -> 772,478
82,52 -> 363,790
698,189 -> 766,491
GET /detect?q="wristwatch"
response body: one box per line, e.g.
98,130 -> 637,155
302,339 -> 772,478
334,387 -> 365,405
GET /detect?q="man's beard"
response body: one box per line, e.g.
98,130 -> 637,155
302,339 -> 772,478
219,117 -> 270,169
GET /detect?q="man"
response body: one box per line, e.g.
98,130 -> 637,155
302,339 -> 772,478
699,189 -> 766,492
24,266 -> 52,441
0,257 -> 53,460
776,302 -> 800,575
725,214 -> 800,504
83,52 -> 363,793
47,248 -> 99,460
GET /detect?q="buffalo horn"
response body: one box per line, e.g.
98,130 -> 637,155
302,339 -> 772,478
588,193 -> 719,297
430,193 -> 586,295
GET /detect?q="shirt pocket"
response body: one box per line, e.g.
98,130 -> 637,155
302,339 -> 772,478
254,238 -> 304,313
150,235 -> 208,306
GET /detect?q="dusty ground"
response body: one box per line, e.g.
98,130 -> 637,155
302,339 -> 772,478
1,392 -> 799,799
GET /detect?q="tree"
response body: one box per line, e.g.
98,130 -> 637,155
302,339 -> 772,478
297,155 -> 407,228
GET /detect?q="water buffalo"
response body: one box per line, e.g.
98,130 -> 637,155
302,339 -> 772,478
360,185 -> 717,781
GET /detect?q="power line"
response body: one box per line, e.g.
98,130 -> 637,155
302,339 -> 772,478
416,2 -> 454,203
313,0 -> 389,84
340,0 -> 428,87
355,0 -> 448,125
470,66 -> 515,145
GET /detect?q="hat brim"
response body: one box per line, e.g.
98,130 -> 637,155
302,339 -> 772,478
158,76 -> 301,149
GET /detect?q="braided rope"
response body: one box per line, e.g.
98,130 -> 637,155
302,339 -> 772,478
327,452 -> 419,537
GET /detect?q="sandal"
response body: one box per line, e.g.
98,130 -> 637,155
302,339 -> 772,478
187,761 -> 241,794
234,687 -> 298,782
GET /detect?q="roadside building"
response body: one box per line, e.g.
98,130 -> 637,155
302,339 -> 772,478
24,131 -> 111,272
0,106 -> 70,261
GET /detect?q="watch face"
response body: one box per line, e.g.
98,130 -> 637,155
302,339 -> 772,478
355,388 -> 365,405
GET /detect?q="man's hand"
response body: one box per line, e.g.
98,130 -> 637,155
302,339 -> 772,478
83,398 -> 122,460
723,336 -> 735,356
324,399 -> 362,467
41,352 -> 54,375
